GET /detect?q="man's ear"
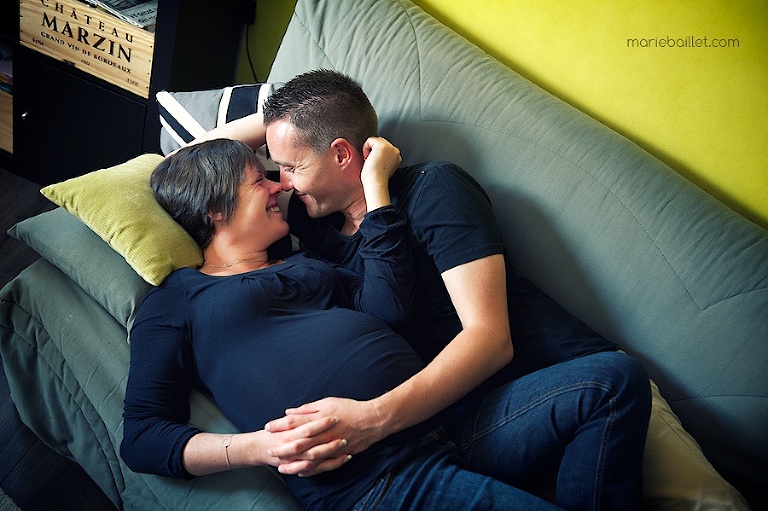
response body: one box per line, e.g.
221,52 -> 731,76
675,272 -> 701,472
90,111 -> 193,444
329,138 -> 356,166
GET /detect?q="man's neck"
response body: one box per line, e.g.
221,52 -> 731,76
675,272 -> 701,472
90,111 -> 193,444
340,191 -> 368,236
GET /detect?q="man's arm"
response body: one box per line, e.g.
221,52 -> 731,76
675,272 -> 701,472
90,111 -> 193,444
372,253 -> 513,430
180,112 -> 267,150
265,253 -> 513,476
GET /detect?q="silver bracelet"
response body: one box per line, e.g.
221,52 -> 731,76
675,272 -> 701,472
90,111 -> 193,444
222,434 -> 234,471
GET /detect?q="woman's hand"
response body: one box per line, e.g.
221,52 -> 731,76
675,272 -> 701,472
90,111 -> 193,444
258,415 -> 353,475
360,137 -> 402,212
181,415 -> 346,476
264,397 -> 388,477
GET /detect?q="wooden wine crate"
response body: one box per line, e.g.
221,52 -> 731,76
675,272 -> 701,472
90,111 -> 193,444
19,0 -> 154,98
0,90 -> 11,153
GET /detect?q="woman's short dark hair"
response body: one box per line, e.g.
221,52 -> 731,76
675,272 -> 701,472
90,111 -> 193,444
263,69 -> 378,154
150,139 -> 259,247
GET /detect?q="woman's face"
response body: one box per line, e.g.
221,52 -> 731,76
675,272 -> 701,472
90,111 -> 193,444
227,162 -> 289,245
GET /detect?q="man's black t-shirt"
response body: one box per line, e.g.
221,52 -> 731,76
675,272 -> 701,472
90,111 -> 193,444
289,161 -> 505,362
289,161 -> 617,377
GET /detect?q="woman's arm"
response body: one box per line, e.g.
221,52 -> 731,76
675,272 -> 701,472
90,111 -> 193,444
121,278 -> 346,477
121,285 -> 204,477
359,136 -> 400,211
182,417 -> 347,476
334,138 -> 415,325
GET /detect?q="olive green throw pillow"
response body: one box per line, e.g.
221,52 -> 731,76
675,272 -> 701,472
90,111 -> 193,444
40,154 -> 203,286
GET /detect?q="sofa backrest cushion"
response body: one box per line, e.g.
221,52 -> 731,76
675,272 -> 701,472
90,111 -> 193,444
267,0 -> 768,498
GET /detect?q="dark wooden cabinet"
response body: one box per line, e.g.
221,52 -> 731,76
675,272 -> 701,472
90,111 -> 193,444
1,0 -> 252,185
13,51 -> 147,184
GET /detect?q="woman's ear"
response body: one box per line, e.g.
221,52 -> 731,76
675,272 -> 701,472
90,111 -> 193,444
208,211 -> 225,223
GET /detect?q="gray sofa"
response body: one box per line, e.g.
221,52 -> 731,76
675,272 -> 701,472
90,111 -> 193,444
1,0 -> 765,509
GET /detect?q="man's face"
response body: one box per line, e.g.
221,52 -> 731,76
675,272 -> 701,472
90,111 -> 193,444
266,119 -> 346,219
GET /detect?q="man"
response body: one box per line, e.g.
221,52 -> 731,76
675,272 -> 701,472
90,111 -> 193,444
194,70 -> 647,507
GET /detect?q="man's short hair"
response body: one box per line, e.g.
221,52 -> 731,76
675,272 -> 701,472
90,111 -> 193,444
263,69 -> 378,154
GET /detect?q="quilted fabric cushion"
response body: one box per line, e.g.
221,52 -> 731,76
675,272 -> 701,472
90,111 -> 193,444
8,207 -> 152,328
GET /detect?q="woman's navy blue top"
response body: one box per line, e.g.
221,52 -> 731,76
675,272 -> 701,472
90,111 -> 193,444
121,207 -> 426,511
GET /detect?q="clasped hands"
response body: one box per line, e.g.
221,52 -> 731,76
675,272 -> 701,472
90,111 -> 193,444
262,397 -> 385,477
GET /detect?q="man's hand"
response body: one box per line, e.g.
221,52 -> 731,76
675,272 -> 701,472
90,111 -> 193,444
264,397 -> 386,477
253,414 -> 350,476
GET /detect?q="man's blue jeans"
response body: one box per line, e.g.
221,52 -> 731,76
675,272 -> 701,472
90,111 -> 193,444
353,352 -> 650,511
453,351 -> 650,510
353,431 -> 562,510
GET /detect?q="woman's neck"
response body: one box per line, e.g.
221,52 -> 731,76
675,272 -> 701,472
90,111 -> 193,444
199,245 -> 274,276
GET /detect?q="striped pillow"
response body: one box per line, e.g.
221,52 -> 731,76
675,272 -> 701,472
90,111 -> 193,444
156,83 -> 280,155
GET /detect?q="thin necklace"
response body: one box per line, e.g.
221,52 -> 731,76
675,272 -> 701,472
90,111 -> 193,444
200,258 -> 267,269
